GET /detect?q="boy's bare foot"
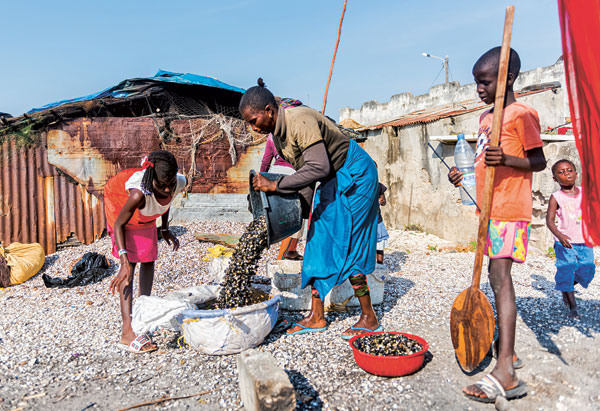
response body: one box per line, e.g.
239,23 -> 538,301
286,317 -> 327,334
568,309 -> 580,319
562,293 -> 570,308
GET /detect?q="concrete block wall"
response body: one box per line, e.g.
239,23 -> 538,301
170,193 -> 253,223
340,61 -> 566,127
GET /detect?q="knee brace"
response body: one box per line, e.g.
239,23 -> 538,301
311,286 -> 320,299
349,274 -> 370,297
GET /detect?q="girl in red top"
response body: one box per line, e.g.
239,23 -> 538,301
105,150 -> 186,353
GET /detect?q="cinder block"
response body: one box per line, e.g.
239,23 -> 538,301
237,349 -> 296,411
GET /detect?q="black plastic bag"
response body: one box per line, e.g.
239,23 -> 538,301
42,252 -> 112,288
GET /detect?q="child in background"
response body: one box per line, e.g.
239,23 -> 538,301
376,182 -> 389,264
545,159 -> 595,319
105,150 -> 186,353
448,47 -> 546,403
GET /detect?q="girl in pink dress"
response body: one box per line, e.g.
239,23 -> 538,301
105,150 -> 186,352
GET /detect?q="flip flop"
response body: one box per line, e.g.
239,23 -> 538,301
341,325 -> 383,340
464,374 -> 528,403
117,335 -> 158,354
286,323 -> 327,335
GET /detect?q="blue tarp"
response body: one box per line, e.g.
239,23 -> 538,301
29,70 -> 245,113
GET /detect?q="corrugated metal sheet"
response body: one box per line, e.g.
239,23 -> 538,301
358,87 -> 557,131
1,115 -> 262,253
0,137 -> 104,254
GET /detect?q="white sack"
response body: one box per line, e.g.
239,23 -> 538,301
131,296 -> 193,335
178,293 -> 281,355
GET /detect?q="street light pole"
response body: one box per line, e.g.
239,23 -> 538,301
444,55 -> 449,84
422,52 -> 449,85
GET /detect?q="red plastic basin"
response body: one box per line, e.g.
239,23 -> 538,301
349,331 -> 429,377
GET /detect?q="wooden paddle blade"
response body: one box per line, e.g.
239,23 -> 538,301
450,287 -> 495,372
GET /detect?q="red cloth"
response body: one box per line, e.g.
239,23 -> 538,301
558,0 -> 600,246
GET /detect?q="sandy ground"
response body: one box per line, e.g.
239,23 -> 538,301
1,221 -> 599,411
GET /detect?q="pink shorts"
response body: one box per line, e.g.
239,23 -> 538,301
485,220 -> 530,263
108,225 -> 158,263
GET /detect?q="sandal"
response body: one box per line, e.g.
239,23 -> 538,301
117,335 -> 158,354
341,325 -> 383,340
286,323 -> 327,335
464,374 -> 528,403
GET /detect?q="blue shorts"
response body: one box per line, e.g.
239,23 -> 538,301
554,242 -> 595,292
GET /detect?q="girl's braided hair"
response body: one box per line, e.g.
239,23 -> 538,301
140,150 -> 178,196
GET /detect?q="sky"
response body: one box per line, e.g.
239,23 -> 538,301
0,0 -> 563,120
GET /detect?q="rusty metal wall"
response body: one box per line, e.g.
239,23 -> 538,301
0,139 -> 105,255
1,116 -> 259,254
50,117 -> 264,194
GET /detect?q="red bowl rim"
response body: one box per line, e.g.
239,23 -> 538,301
349,331 -> 429,360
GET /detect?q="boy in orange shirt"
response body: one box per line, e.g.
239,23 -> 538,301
449,47 -> 546,403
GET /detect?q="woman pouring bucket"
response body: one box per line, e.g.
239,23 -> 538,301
241,79 -> 382,339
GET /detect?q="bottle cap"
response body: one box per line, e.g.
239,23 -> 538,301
457,133 -> 465,140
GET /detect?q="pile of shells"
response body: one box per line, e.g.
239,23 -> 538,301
353,333 -> 423,356
216,216 -> 269,309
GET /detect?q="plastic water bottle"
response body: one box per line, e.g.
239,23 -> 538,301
454,133 -> 476,206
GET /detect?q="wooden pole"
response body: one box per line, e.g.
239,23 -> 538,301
471,5 -> 514,288
321,0 -> 348,114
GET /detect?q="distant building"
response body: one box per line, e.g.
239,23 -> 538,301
340,60 -> 575,251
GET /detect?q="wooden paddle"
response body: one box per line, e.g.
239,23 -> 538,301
450,5 -> 515,372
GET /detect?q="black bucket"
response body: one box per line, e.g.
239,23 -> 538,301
248,170 -> 302,247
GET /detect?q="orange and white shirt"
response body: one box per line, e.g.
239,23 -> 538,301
104,168 -> 186,230
474,102 -> 543,222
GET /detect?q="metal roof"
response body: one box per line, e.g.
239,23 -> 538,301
357,87 -> 558,131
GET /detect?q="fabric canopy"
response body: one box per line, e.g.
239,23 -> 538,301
558,0 -> 600,246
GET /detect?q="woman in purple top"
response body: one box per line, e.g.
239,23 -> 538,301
260,134 -> 294,174
259,97 -> 305,260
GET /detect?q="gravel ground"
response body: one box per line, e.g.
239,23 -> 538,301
1,221 -> 599,411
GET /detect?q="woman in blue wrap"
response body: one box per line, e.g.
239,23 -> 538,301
241,79 -> 381,339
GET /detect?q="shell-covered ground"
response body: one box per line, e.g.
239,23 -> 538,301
1,221 -> 599,410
